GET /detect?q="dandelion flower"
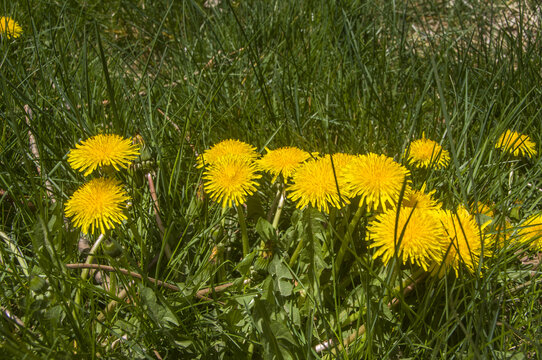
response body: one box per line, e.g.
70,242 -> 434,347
402,184 -> 440,210
405,133 -> 450,169
65,178 -> 129,234
203,155 -> 261,208
68,134 -> 140,176
197,139 -> 258,168
495,130 -> 537,158
368,207 -> 446,270
343,153 -> 410,211
288,155 -> 352,213
486,218 -> 514,249
0,16 -> 22,39
518,214 -> 542,251
437,208 -> 487,275
257,146 -> 315,182
470,201 -> 494,218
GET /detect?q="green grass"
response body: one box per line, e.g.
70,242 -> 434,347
1,0 -> 541,358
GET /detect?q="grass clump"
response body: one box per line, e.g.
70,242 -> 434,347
1,0 -> 541,358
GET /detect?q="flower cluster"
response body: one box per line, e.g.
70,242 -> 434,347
198,128 -> 539,276
65,134 -> 139,234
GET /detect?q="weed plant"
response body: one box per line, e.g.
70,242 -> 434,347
1,0 -> 541,359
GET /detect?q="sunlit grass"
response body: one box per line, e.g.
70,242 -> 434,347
1,0 -> 541,358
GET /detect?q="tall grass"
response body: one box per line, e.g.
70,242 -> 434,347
1,0 -> 541,358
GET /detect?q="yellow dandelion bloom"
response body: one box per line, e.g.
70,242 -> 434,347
197,139 -> 258,168
470,201 -> 494,218
288,155 -> 351,213
0,16 -> 22,39
68,134 -> 140,176
257,146 -> 315,182
65,178 -> 129,234
342,153 -> 410,211
438,208 -> 487,275
323,153 -> 357,175
402,184 -> 440,210
203,155 -> 261,208
405,133 -> 450,169
518,214 -> 542,251
486,218 -> 514,249
369,207 -> 446,270
495,130 -> 537,158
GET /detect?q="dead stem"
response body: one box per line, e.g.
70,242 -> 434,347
146,172 -> 172,259
25,105 -> 55,203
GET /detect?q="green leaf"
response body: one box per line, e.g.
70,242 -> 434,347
255,217 -> 277,243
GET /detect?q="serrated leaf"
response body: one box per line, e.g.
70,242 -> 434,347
255,217 -> 276,243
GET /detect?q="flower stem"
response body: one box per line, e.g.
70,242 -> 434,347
74,233 -> 105,319
334,205 -> 365,271
237,205 -> 249,257
271,182 -> 286,229
288,235 -> 305,268
81,233 -> 105,281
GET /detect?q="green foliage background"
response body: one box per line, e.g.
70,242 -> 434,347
1,0 -> 541,358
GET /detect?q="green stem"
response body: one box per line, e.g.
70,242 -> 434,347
288,235 -> 305,268
314,268 -> 428,354
271,183 -> 286,229
322,208 -> 337,256
81,233 -> 105,280
334,205 -> 365,271
74,233 -> 106,318
237,205 -> 249,257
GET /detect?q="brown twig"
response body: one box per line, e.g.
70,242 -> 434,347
25,105 -> 55,203
1,306 -> 24,327
146,172 -> 165,236
145,173 -> 172,263
66,263 -> 179,291
65,263 -> 247,300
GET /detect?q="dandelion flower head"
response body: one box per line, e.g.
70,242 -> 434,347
470,201 -> 495,218
203,155 -> 261,208
405,133 -> 450,169
486,218 -> 514,250
197,139 -> 258,168
517,213 -> 542,251
369,206 -> 446,270
0,16 -> 22,39
402,184 -> 440,210
495,130 -> 537,158
257,146 -> 315,182
343,153 -> 410,211
65,178 -> 129,234
288,156 -> 351,213
437,208 -> 487,276
68,134 -> 140,176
